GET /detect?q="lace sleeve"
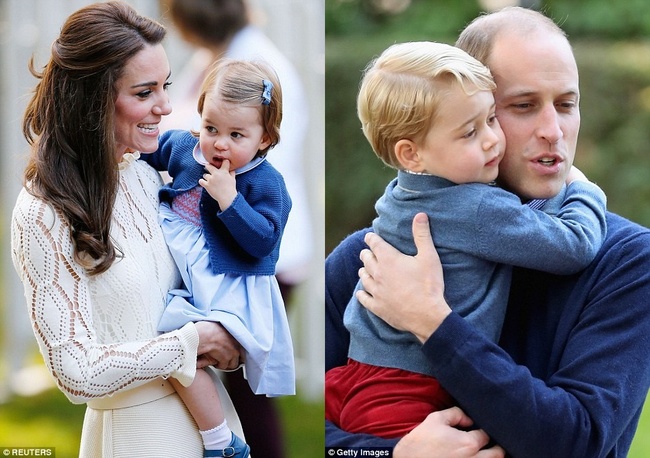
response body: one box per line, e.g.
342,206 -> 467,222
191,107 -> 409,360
11,190 -> 198,404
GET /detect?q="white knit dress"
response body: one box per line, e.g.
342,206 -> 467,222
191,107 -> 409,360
10,153 -> 244,457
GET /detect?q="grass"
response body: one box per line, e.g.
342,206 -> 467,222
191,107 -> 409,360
278,392 -> 324,457
629,394 -> 650,458
0,389 -> 84,457
0,378 -> 323,458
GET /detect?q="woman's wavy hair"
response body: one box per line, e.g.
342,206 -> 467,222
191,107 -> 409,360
22,1 -> 166,275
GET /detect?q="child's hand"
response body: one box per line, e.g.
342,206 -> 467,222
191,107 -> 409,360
566,165 -> 588,185
199,161 -> 237,210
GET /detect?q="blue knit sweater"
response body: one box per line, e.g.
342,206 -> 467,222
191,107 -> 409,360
326,211 -> 650,457
345,171 -> 606,376
141,130 -> 291,275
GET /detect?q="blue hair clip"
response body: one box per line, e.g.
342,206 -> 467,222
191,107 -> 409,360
262,79 -> 273,105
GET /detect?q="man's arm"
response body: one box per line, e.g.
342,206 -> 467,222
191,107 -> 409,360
327,400 -> 503,458
325,225 -> 504,457
325,227 -> 401,449
358,212 -> 650,457
325,420 -> 399,449
357,212 -> 451,343
325,228 -> 369,372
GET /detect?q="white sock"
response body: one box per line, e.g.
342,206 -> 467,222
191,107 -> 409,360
199,420 -> 232,450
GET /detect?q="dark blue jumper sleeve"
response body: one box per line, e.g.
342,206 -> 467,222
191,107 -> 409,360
423,214 -> 650,457
324,216 -> 650,457
326,228 -> 400,449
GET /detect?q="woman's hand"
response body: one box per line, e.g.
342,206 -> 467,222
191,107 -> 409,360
194,321 -> 242,370
394,407 -> 505,458
356,212 -> 451,343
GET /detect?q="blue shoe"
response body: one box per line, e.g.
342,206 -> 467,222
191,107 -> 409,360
203,433 -> 250,457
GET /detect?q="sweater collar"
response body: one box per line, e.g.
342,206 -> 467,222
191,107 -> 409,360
397,169 -> 457,191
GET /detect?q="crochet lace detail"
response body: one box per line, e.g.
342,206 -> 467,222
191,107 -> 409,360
10,160 -> 195,403
118,151 -> 141,171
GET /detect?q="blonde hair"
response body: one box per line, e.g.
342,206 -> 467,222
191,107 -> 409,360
357,41 -> 495,169
196,58 -> 282,156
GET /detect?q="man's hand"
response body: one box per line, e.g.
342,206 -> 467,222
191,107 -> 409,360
394,407 -> 505,458
356,212 -> 451,343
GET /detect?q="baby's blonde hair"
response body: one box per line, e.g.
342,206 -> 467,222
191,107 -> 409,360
196,58 -> 282,156
357,41 -> 496,168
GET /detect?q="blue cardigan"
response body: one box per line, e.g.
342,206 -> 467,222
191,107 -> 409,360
141,130 -> 291,275
325,212 -> 650,457
345,172 -> 606,376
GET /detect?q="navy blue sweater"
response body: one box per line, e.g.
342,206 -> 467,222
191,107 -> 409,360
141,130 -> 291,275
346,172 -> 605,377
326,212 -> 650,457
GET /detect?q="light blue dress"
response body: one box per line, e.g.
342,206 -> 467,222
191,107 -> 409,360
157,155 -> 295,397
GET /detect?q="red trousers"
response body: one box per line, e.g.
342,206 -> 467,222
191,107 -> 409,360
325,359 -> 455,439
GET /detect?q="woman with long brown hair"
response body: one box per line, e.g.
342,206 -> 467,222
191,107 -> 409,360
12,2 -> 244,456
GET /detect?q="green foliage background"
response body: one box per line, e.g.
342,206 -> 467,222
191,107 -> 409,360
325,1 -> 650,456
326,0 -> 650,253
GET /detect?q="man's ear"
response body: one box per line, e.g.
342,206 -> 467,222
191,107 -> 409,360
395,139 -> 424,172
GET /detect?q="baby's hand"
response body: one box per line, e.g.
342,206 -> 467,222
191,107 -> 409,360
199,161 -> 237,210
566,165 -> 588,185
